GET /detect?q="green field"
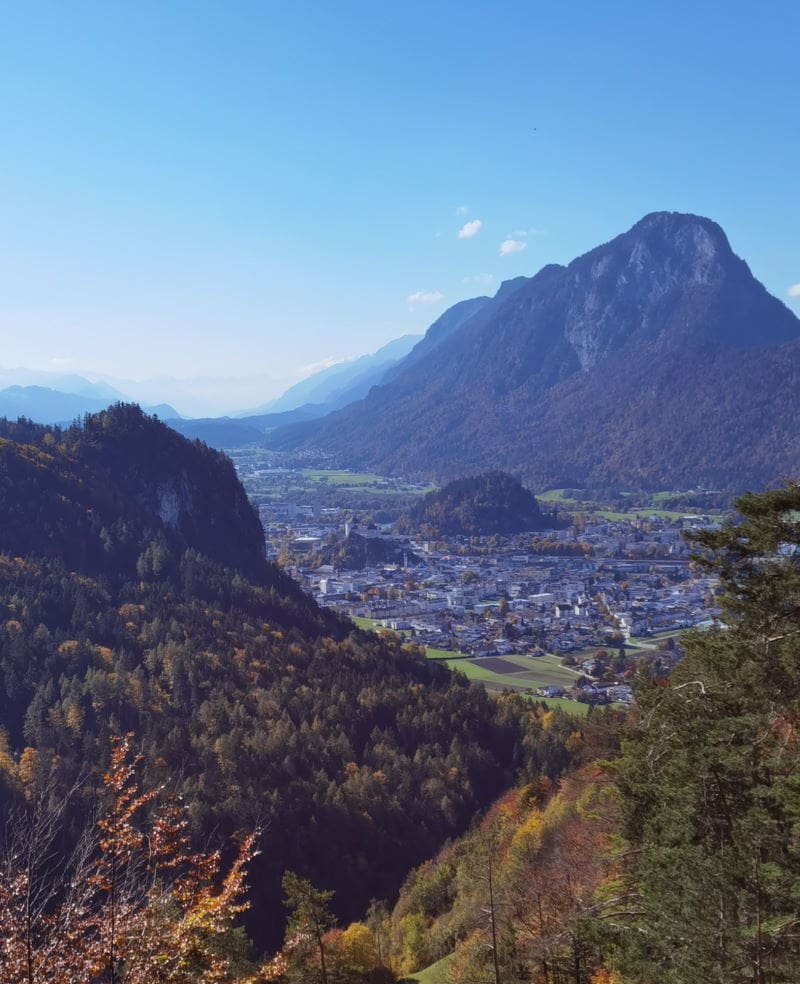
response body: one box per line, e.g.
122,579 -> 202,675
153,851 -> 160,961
445,652 -> 580,692
300,469 -> 388,485
424,646 -> 464,659
536,488 -> 581,502
520,694 -> 590,716
536,488 -> 699,523
629,627 -> 688,646
299,469 -> 435,494
582,508 -> 687,522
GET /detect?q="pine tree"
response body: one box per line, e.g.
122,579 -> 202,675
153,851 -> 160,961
280,872 -> 335,984
614,485 -> 800,983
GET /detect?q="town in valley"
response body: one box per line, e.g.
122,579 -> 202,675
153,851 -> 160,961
231,449 -> 722,711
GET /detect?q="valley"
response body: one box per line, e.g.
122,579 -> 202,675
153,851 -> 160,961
229,453 -> 722,712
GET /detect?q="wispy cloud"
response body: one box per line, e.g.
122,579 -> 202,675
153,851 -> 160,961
457,219 -> 482,239
462,273 -> 495,286
48,356 -> 76,368
407,290 -> 445,306
455,205 -> 469,216
788,283 -> 800,298
499,239 -> 527,256
508,226 -> 546,239
297,355 -> 350,376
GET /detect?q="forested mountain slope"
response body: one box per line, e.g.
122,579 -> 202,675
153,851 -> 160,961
0,405 -> 580,953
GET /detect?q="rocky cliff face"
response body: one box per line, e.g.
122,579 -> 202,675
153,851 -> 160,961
268,212 -> 800,490
0,405 -> 269,580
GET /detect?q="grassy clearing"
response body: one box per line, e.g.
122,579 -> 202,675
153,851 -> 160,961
520,694 -> 590,716
403,954 -> 455,983
629,628 -> 687,647
536,488 -> 582,502
352,615 -> 394,632
535,488 -> 696,522
425,646 -> 465,659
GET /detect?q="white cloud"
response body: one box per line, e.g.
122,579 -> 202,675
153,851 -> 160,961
499,239 -> 527,256
457,219 -> 482,239
296,355 -> 351,377
508,226 -> 546,239
462,273 -> 495,287
407,290 -> 445,306
455,205 -> 469,216
788,283 -> 800,298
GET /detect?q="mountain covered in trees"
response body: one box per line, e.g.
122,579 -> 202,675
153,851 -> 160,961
397,472 -> 563,537
267,212 -> 800,490
0,405 -> 582,958
0,406 -> 269,581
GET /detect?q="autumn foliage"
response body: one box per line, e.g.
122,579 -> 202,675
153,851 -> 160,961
0,734 -> 259,984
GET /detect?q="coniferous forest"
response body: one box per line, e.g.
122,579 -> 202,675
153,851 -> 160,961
2,407 -> 800,983
0,407 -> 580,977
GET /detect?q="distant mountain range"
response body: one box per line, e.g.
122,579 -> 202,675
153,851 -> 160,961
165,336 -> 427,445
265,211 -> 800,491
0,384 -> 179,426
241,334 -> 422,416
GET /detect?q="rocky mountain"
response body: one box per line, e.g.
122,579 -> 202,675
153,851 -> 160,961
268,212 -> 800,490
0,404 -> 271,582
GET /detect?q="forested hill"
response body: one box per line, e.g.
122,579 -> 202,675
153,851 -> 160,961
268,212 -> 800,490
0,405 -> 272,581
397,471 -> 564,536
0,403 -> 582,954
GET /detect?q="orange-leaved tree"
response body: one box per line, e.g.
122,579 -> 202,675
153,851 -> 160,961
0,733 -> 260,984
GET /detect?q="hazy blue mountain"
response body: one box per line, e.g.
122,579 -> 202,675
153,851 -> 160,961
0,385 -> 179,425
0,369 -> 127,401
267,212 -> 800,490
248,333 -> 421,415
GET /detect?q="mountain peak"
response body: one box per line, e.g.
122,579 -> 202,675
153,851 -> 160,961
623,210 -> 734,277
269,210 -> 800,490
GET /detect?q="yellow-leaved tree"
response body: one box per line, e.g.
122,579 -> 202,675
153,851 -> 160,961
0,733 -> 260,984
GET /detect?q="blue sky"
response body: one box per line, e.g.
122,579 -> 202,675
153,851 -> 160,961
1,0 -> 798,414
